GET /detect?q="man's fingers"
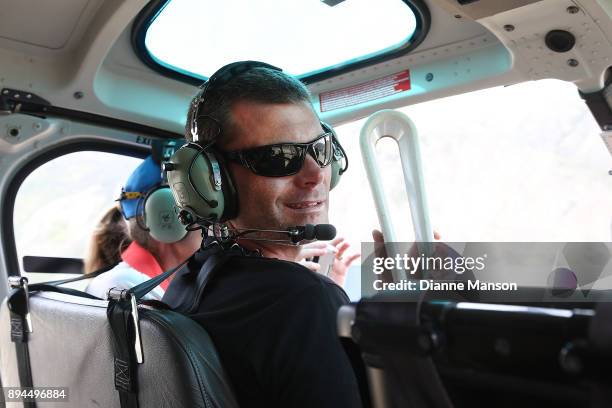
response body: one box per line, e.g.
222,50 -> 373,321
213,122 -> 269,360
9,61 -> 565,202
343,253 -> 361,268
330,236 -> 345,246
372,229 -> 387,259
325,243 -> 339,253
336,242 -> 350,259
302,242 -> 328,250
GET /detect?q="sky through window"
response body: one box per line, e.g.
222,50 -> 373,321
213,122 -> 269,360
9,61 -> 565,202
145,0 -> 418,79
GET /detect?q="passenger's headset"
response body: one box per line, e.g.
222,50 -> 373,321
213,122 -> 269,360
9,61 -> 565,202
164,61 -> 348,227
120,142 -> 189,244
119,184 -> 188,244
141,185 -> 187,243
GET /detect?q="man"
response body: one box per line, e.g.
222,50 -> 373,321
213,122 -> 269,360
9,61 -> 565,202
163,62 -> 364,407
86,155 -> 201,300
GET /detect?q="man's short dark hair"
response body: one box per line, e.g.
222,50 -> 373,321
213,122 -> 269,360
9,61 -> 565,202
186,67 -> 313,147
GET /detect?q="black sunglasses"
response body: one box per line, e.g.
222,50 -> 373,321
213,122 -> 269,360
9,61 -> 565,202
223,132 -> 334,177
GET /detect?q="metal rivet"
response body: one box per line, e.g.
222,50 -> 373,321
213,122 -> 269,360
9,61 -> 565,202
567,59 -> 579,67
425,73 -> 434,82
73,91 -> 84,99
567,6 -> 579,14
504,25 -> 515,32
14,94 -> 20,99
26,94 -> 32,99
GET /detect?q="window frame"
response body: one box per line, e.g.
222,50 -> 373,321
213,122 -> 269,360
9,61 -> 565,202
2,141 -> 150,277
131,0 -> 431,85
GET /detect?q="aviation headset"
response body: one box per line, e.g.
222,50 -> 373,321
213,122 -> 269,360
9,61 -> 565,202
164,60 -> 348,227
140,186 -> 187,243
119,151 -> 188,244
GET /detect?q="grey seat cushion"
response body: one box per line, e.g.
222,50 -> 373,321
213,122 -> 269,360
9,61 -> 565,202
0,292 -> 239,408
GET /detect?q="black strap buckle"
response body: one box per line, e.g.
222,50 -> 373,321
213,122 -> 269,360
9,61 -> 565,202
108,288 -> 144,364
8,276 -> 33,334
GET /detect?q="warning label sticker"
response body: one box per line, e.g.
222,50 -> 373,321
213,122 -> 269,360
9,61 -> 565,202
319,70 -> 411,112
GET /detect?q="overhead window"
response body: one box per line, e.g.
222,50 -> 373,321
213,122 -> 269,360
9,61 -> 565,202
140,0 -> 424,82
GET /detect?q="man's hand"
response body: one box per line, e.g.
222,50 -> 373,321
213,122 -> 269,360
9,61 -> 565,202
297,241 -> 330,273
328,237 -> 360,287
298,237 -> 360,287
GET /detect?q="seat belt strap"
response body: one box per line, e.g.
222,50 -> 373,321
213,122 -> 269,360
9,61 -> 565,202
104,241 -> 241,408
7,277 -> 36,408
107,297 -> 139,408
106,258 -> 190,408
39,262 -> 117,287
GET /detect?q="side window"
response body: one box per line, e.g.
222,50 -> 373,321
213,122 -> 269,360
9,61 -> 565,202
14,151 -> 142,278
331,79 -> 611,245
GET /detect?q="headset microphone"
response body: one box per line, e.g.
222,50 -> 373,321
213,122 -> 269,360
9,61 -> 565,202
222,223 -> 336,245
314,224 -> 337,240
287,224 -> 336,243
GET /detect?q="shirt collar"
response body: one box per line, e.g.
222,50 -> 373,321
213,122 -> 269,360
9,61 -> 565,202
121,241 -> 166,288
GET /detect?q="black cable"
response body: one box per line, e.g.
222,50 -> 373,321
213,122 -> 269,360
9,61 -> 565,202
334,137 -> 349,175
186,143 -> 220,208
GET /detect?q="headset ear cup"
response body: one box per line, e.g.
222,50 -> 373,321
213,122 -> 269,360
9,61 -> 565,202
167,144 -> 228,223
144,187 -> 188,243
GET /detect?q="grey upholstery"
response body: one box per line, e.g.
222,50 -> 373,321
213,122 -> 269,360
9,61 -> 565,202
0,291 -> 239,408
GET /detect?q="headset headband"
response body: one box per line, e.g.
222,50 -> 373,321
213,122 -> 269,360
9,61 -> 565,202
189,61 -> 282,143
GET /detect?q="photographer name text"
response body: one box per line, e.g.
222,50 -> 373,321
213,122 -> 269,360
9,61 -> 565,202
373,279 -> 518,291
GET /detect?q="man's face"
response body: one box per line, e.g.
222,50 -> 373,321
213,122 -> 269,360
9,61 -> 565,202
224,100 -> 331,231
